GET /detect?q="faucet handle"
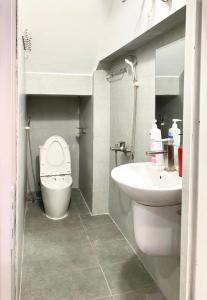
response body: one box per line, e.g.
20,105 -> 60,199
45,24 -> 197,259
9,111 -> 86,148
119,141 -> 126,148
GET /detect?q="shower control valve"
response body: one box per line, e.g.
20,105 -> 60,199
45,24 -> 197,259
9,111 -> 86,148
110,141 -> 132,154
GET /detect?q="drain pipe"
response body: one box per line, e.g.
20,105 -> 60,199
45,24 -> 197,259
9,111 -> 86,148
124,56 -> 139,161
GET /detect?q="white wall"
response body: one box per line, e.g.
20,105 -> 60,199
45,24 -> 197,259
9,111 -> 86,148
22,0 -> 112,74
102,0 -> 186,59
27,96 -> 80,191
109,25 -> 185,300
22,0 -> 186,77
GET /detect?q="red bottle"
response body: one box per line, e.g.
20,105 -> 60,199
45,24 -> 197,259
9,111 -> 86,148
178,145 -> 183,177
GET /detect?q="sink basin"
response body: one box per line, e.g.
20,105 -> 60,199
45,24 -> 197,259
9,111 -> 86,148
111,162 -> 182,206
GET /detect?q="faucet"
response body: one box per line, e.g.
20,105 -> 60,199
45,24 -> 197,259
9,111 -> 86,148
146,138 -> 175,171
110,141 -> 132,154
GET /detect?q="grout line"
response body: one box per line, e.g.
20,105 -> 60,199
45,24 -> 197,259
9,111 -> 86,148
78,188 -> 92,215
90,213 -> 110,217
81,222 -> 120,230
77,189 -> 111,217
90,296 -> 112,300
109,215 -> 138,257
78,215 -> 113,298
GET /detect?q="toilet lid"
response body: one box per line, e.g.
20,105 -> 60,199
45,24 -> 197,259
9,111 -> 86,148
40,136 -> 71,176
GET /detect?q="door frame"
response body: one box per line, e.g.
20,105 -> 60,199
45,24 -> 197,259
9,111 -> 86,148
0,0 -> 207,299
0,0 -> 17,299
180,0 -> 207,299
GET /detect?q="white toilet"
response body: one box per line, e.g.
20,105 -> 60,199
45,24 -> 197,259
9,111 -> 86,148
39,135 -> 73,220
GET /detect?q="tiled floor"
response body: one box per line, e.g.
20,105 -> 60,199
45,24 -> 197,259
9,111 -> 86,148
21,189 -> 165,300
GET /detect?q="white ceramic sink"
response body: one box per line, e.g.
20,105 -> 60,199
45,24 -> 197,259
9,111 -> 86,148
111,162 -> 182,206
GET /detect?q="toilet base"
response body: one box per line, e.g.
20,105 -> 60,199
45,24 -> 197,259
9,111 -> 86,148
45,212 -> 68,220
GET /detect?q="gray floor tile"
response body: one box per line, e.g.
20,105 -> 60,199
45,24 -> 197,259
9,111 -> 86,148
21,190 -> 164,300
91,297 -> 113,300
77,204 -> 90,214
103,259 -> 156,295
25,212 -> 81,232
76,200 -> 90,214
26,223 -> 89,245
72,188 -> 82,198
71,267 -> 111,300
68,199 -> 80,216
23,238 -> 98,271
93,239 -> 136,266
111,288 -> 166,300
26,201 -> 45,219
86,223 -> 123,243
21,264 -> 110,300
80,214 -> 113,229
71,189 -> 90,214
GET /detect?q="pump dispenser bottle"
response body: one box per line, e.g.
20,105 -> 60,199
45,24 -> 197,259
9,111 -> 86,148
168,119 -> 182,169
149,120 -> 163,166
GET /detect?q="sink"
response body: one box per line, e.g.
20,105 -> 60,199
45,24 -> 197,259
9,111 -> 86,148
111,162 -> 182,206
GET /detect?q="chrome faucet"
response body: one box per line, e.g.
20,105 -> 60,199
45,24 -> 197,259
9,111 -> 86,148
146,138 -> 175,171
110,141 -> 132,154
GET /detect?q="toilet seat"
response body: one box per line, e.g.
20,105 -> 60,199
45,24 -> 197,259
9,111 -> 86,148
41,175 -> 72,190
40,136 -> 71,177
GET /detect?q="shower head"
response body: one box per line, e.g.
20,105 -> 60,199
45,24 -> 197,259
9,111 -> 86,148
124,55 -> 137,66
125,58 -> 134,68
125,56 -> 137,82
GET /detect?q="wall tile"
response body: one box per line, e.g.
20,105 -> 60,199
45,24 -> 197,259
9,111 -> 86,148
109,26 -> 185,300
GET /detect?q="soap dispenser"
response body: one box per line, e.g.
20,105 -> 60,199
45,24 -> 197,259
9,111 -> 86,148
149,119 -> 163,166
168,119 -> 182,169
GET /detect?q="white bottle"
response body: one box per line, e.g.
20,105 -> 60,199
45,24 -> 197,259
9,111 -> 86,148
168,119 -> 182,169
149,119 -> 163,166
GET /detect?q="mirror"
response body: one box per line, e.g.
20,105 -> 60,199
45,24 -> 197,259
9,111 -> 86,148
155,38 -> 185,138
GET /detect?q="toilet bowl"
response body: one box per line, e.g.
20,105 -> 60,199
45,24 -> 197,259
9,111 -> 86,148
39,136 -> 73,220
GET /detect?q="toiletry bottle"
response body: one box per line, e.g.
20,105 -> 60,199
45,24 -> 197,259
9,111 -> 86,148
178,133 -> 183,177
149,119 -> 163,166
168,119 -> 182,169
178,145 -> 182,177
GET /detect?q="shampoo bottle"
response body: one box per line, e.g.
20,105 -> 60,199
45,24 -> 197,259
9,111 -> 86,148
149,120 -> 163,166
168,119 -> 182,169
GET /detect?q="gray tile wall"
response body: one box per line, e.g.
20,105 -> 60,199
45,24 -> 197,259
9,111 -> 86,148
109,25 -> 185,300
27,95 -> 80,190
92,71 -> 110,214
79,71 -> 110,215
79,96 -> 94,211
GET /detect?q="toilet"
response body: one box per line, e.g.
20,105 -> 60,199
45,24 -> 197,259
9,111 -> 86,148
39,135 -> 73,220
